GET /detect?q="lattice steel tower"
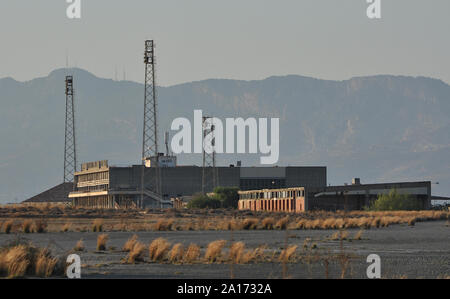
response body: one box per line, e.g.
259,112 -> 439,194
202,116 -> 218,193
64,75 -> 77,183
141,40 -> 161,201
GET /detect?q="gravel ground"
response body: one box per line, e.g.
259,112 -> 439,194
0,220 -> 448,279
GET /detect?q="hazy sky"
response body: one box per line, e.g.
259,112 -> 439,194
0,0 -> 449,86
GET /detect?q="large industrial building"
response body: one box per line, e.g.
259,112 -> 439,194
238,179 -> 432,212
69,160 -> 326,209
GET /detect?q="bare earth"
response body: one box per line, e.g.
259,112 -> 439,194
0,220 -> 448,279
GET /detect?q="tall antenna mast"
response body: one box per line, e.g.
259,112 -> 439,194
202,116 -> 218,194
64,76 -> 77,183
141,40 -> 162,207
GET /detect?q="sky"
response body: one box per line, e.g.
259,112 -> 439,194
0,0 -> 449,86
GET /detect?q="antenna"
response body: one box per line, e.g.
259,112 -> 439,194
202,116 -> 218,194
64,76 -> 77,183
141,40 -> 162,208
164,131 -> 170,156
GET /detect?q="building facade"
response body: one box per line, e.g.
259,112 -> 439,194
69,160 -> 327,209
238,180 -> 432,212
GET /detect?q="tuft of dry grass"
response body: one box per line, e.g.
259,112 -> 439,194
35,249 -> 58,277
204,240 -> 227,262
1,245 -> 30,278
0,244 -> 63,278
3,220 -> 13,234
125,242 -> 146,264
22,220 -> 33,233
122,235 -> 139,252
275,217 -> 290,230
330,230 -> 349,241
183,243 -> 201,263
149,238 -> 171,261
279,245 -> 298,262
354,229 -> 364,240
92,219 -> 104,232
61,222 -> 72,232
34,219 -> 47,233
168,243 -> 185,263
154,219 -> 175,231
242,218 -> 259,230
73,239 -> 85,252
96,234 -> 109,251
228,242 -> 245,264
261,217 -> 275,230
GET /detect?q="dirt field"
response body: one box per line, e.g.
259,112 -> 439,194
0,220 -> 448,279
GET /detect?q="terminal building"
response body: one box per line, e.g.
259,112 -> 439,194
69,160 -> 327,209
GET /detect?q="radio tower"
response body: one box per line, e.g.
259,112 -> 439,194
63,75 -> 77,183
202,116 -> 218,194
141,40 -> 162,207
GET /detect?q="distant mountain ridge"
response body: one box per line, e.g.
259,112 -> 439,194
0,68 -> 449,202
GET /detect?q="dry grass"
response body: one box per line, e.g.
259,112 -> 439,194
330,230 -> 349,241
34,219 -> 47,233
92,219 -> 104,232
354,229 -> 364,240
183,243 -> 201,263
279,245 -> 298,262
61,222 -> 72,232
122,234 -> 139,252
96,234 -> 109,251
0,244 -> 63,278
35,249 -> 58,277
168,243 -> 184,263
242,218 -> 259,230
154,218 -> 175,231
3,220 -> 13,234
275,216 -> 290,230
22,220 -> 33,233
261,217 -> 275,230
125,242 -> 146,264
229,242 -> 245,264
204,240 -> 227,262
73,239 -> 85,252
148,238 -> 171,261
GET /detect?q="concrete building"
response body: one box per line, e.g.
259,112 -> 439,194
69,160 -> 326,209
238,179 -> 432,212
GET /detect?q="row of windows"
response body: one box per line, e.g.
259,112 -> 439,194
240,189 -> 305,200
77,171 -> 109,183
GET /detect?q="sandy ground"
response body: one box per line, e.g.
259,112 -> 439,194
0,221 -> 448,279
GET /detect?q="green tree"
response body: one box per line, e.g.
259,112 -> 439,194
212,187 -> 240,209
367,189 -> 422,211
186,193 -> 222,209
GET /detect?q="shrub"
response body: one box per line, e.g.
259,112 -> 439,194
261,217 -> 275,230
96,234 -> 109,251
367,189 -> 422,211
3,221 -> 13,234
183,243 -> 201,263
168,243 -> 184,263
229,242 -> 245,264
126,242 -> 146,264
187,194 -> 221,209
34,219 -> 47,233
279,245 -> 297,262
92,219 -> 104,232
212,187 -> 240,209
22,220 -> 33,233
73,239 -> 85,252
123,235 -> 138,252
149,238 -> 171,261
204,240 -> 227,262
275,217 -> 290,230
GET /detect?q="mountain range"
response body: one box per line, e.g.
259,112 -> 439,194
0,68 -> 449,203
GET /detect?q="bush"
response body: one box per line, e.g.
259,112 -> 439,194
187,193 -> 222,209
367,189 -> 422,211
212,187 -> 240,209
